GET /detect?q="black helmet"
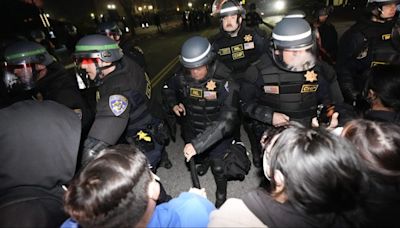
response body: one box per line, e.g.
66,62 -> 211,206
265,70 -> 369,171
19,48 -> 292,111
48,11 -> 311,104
367,0 -> 399,19
3,41 -> 54,91
368,0 -> 399,5
96,21 -> 123,41
271,18 -> 317,72
179,36 -> 214,69
219,0 -> 245,18
74,34 -> 123,87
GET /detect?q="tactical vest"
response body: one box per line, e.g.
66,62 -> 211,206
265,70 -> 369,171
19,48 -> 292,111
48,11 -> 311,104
258,64 -> 319,122
357,21 -> 400,66
180,75 -> 228,135
212,27 -> 265,73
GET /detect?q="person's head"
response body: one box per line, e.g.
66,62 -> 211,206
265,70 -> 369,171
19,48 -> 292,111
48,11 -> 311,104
262,122 -> 366,213
64,144 -> 160,228
271,18 -> 317,72
30,29 -> 46,43
342,119 -> 400,177
96,21 -> 123,43
314,6 -> 331,23
179,36 -> 215,81
366,65 -> 400,112
3,41 -> 54,91
218,0 -> 245,35
367,0 -> 399,21
73,34 -> 123,87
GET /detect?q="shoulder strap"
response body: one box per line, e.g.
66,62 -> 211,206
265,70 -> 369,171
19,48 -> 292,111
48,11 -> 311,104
242,189 -> 271,225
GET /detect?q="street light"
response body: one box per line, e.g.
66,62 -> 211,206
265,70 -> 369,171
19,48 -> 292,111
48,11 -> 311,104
107,4 -> 116,10
188,2 -> 193,8
138,6 -> 143,12
90,13 -> 95,19
274,1 -> 285,11
148,5 -> 153,10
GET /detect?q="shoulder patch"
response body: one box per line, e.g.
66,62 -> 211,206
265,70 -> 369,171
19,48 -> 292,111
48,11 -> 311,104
109,95 -> 128,116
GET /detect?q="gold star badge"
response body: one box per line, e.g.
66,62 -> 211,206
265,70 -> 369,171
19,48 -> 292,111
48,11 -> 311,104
304,70 -> 318,82
244,34 -> 253,42
137,130 -> 152,142
206,80 -> 217,91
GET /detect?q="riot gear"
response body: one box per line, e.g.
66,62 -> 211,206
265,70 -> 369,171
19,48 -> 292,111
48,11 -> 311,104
3,41 -> 54,91
368,0 -> 399,20
218,0 -> 245,18
271,18 -> 317,72
96,21 -> 123,42
73,34 -> 123,87
179,36 -> 215,69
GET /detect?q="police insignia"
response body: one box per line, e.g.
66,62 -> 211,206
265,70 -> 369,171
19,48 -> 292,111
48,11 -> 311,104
190,88 -> 203,98
206,80 -> 217,90
304,70 -> 318,82
382,34 -> 391,40
137,130 -> 152,142
244,42 -> 255,50
264,85 -> 279,94
301,84 -> 319,93
244,34 -> 253,42
109,95 -> 128,116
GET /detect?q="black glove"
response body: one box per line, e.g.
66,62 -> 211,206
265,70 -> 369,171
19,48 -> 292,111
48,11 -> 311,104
81,137 -> 109,167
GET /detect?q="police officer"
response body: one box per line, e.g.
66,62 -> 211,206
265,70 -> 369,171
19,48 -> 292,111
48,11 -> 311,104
240,17 -> 344,162
1,41 -> 92,134
336,0 -> 400,107
162,36 -> 241,207
211,0 -> 268,75
211,0 -> 269,168
73,34 -> 168,172
245,3 -> 272,29
97,21 -> 146,69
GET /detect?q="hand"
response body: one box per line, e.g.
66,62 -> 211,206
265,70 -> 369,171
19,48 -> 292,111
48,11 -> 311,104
189,187 -> 207,198
311,112 -> 339,130
183,143 -> 197,162
272,112 -> 290,127
172,103 -> 186,117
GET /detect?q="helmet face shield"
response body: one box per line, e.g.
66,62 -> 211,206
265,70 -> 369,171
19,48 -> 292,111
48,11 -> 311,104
272,43 -> 317,72
73,57 -> 102,88
3,62 -> 36,91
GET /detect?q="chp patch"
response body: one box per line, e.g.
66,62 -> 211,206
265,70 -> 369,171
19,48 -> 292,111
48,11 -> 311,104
109,95 -> 128,116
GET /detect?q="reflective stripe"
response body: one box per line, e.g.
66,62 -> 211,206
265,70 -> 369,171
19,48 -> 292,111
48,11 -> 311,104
181,44 -> 211,63
284,14 -> 304,18
272,29 -> 311,41
220,6 -> 240,14
5,48 -> 46,61
75,43 -> 119,51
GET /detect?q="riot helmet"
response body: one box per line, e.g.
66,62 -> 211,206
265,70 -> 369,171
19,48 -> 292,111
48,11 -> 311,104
367,0 -> 399,20
3,41 -> 54,91
73,34 -> 123,87
96,21 -> 123,42
218,0 -> 245,18
179,36 -> 215,69
271,18 -> 317,72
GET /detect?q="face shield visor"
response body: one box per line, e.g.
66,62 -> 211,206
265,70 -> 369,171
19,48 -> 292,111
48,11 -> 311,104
74,53 -> 103,88
272,42 -> 317,72
2,61 -> 37,91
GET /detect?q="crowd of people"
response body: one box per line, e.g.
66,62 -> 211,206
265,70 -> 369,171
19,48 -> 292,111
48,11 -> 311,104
1,0 -> 400,227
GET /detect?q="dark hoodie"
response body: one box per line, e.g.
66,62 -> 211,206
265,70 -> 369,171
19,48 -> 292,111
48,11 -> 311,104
0,100 -> 81,227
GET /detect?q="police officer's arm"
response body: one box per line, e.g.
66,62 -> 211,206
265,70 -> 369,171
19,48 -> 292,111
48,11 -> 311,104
239,79 -> 274,124
161,73 -> 181,112
190,81 -> 240,154
336,30 -> 365,103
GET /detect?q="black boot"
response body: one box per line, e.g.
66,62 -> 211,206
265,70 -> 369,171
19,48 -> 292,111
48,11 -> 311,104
211,158 -> 227,208
244,121 -> 262,168
159,148 -> 172,169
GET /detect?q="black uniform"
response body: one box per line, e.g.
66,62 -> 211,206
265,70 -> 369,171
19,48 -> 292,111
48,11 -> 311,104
119,35 -> 146,69
240,53 -> 343,140
86,56 -> 163,168
211,26 -> 268,76
314,20 -> 338,64
162,61 -> 240,206
336,17 -> 400,104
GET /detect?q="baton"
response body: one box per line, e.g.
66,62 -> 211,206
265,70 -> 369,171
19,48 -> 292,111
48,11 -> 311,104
189,157 -> 201,188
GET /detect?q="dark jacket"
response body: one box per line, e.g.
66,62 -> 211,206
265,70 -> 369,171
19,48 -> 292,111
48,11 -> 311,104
0,100 -> 81,227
